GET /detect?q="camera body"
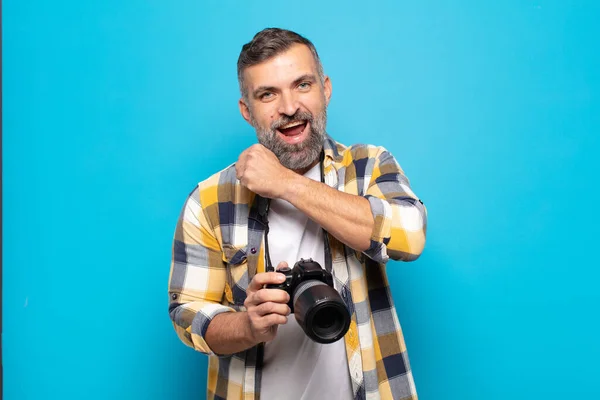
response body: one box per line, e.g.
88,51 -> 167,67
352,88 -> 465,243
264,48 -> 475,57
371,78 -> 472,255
266,258 -> 350,344
267,258 -> 334,313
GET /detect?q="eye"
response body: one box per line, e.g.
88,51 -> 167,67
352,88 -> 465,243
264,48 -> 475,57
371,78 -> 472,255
260,92 -> 274,100
298,82 -> 311,90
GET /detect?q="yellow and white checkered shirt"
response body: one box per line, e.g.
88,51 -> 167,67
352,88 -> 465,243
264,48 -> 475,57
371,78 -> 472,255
168,135 -> 427,400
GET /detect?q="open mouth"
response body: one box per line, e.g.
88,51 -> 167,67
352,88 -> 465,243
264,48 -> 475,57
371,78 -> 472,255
277,120 -> 308,138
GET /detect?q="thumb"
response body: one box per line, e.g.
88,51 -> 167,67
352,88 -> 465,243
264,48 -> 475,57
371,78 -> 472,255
276,261 -> 289,271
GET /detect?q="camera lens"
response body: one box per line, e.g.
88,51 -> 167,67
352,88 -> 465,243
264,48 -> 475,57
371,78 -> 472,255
292,280 -> 351,344
313,309 -> 335,329
311,306 -> 346,339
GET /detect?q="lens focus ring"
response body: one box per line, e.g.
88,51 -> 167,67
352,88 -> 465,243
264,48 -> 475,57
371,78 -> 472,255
293,280 -> 329,306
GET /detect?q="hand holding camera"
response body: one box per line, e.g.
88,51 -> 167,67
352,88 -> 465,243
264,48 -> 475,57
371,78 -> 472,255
243,262 -> 292,344
243,258 -> 351,345
266,258 -> 351,344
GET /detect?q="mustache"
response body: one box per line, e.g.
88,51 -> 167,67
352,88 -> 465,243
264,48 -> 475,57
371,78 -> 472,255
271,111 -> 314,130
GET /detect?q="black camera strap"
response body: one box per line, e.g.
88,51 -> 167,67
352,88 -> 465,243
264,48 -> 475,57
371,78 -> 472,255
258,151 -> 333,274
256,195 -> 274,272
320,152 -> 334,275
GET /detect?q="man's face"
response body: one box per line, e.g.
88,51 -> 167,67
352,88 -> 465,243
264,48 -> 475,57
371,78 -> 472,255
239,44 -> 332,171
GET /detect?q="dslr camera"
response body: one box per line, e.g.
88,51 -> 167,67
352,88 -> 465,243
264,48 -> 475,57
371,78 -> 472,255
266,258 -> 351,344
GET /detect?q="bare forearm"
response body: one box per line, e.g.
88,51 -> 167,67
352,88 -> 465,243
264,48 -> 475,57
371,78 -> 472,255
205,312 -> 256,355
281,174 -> 373,251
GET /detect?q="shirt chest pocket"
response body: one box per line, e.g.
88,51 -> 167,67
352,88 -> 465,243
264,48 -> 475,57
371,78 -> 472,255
222,244 -> 249,306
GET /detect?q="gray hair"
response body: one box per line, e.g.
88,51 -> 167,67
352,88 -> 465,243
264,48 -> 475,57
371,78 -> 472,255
237,28 -> 324,101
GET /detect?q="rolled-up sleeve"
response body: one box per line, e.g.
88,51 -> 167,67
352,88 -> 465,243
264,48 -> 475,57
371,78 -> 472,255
168,186 -> 235,355
363,148 -> 428,263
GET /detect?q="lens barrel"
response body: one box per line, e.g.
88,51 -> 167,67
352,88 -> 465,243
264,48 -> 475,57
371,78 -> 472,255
292,280 -> 351,344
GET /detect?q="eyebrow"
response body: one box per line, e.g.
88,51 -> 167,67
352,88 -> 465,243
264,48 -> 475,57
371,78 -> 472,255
292,74 -> 317,87
252,74 -> 318,99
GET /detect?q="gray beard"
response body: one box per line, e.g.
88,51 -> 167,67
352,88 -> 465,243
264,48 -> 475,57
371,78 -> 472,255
251,107 -> 327,171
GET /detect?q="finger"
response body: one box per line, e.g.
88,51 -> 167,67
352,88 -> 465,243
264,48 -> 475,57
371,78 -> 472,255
260,313 -> 288,328
236,150 -> 249,175
254,301 -> 291,317
276,261 -> 289,270
235,160 -> 245,180
254,143 -> 271,154
245,146 -> 259,161
248,272 -> 286,292
253,288 -> 290,305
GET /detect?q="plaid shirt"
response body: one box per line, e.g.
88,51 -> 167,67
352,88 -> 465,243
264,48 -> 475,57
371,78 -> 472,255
168,135 -> 427,400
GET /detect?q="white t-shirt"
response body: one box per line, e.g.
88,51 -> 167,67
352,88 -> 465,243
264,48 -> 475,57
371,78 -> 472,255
260,163 -> 354,400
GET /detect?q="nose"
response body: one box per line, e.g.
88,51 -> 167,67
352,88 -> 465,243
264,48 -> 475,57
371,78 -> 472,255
277,91 -> 300,117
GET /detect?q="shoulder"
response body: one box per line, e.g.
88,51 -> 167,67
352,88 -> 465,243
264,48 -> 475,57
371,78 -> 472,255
190,163 -> 248,208
179,164 -> 239,213
326,136 -> 389,165
197,163 -> 237,192
180,163 -> 251,231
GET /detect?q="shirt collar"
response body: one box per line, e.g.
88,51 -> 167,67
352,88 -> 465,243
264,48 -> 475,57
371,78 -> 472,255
322,134 -> 343,164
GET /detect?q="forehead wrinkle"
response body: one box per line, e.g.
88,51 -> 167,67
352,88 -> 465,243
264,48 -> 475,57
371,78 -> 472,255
244,44 -> 320,93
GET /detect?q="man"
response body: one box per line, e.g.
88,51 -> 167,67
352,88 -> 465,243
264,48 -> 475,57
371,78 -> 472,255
168,28 -> 427,400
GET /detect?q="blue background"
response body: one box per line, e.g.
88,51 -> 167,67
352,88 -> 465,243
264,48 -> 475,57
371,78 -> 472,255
3,1 -> 599,399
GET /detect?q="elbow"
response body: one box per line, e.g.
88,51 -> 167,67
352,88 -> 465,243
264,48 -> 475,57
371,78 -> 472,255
408,230 -> 426,260
388,201 -> 427,262
388,230 -> 426,262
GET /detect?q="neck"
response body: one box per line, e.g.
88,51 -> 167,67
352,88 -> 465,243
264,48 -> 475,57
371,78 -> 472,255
293,158 -> 320,176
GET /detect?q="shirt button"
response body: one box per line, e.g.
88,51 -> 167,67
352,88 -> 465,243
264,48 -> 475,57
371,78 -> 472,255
250,247 -> 257,254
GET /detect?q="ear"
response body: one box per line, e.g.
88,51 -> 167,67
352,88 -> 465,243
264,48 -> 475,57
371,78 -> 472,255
323,75 -> 332,106
239,98 -> 253,125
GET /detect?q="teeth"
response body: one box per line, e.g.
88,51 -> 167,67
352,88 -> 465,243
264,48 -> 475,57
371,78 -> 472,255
280,120 -> 304,129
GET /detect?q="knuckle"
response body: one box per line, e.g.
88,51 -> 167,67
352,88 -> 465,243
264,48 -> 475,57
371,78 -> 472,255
255,290 -> 265,303
244,297 -> 251,308
258,303 -> 268,315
